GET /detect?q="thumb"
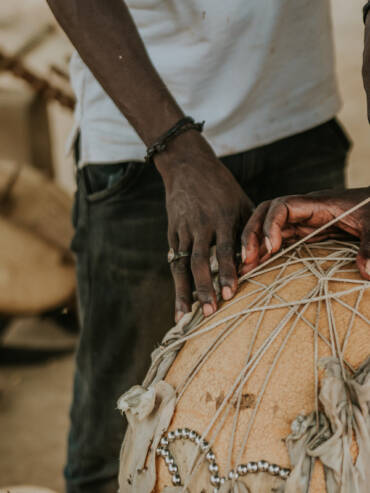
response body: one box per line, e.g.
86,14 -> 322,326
357,226 -> 370,280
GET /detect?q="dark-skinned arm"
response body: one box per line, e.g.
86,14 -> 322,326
46,0 -> 253,321
363,1 -> 370,121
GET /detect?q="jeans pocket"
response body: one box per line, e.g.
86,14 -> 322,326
83,161 -> 144,203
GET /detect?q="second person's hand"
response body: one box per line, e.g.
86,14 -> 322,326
240,187 -> 370,279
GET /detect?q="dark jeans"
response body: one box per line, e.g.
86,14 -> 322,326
65,119 -> 350,492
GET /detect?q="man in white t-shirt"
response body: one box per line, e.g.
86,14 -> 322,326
47,1 -> 350,492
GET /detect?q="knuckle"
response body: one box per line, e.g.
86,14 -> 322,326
196,286 -> 213,302
176,294 -> 190,305
191,250 -> 208,264
171,258 -> 189,275
219,274 -> 235,287
177,222 -> 189,237
217,242 -> 234,257
252,200 -> 271,217
259,200 -> 271,209
218,262 -> 235,278
270,197 -> 287,209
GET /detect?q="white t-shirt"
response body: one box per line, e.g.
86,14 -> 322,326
69,0 -> 340,167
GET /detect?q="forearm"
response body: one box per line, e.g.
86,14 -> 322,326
46,0 -> 184,147
363,3 -> 370,121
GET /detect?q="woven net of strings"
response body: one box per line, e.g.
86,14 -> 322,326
118,197 -> 370,493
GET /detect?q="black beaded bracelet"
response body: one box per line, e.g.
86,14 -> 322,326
144,116 -> 205,163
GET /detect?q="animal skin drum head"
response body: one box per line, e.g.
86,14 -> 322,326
118,240 -> 370,493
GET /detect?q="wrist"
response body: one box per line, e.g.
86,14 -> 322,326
145,116 -> 204,163
154,129 -> 215,179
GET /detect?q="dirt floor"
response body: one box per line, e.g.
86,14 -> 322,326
0,1 -> 369,492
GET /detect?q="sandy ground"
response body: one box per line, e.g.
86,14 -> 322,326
0,1 -> 369,492
0,356 -> 74,492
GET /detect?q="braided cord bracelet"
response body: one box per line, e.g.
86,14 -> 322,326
144,116 -> 205,163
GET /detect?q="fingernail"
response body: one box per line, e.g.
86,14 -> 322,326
366,259 -> 370,276
265,236 -> 272,254
242,246 -> 247,263
175,311 -> 184,323
203,303 -> 214,317
222,286 -> 233,300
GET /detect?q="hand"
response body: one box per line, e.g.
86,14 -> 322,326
155,131 -> 254,322
241,188 -> 370,280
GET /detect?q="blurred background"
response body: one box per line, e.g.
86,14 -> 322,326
0,0 -> 369,492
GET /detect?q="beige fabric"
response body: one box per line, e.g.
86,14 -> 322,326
285,357 -> 370,493
118,381 -> 176,492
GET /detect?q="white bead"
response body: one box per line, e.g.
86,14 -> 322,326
236,464 -> 248,475
247,461 -> 258,473
200,440 -> 209,451
182,428 -> 190,439
165,455 -> 174,465
279,468 -> 290,479
160,437 -> 169,447
189,430 -> 197,441
206,450 -> 216,462
156,447 -> 163,456
268,464 -> 280,476
161,448 -> 169,457
220,477 -> 226,484
195,435 -> 202,445
209,462 -> 219,473
167,431 -> 176,442
228,470 -> 239,480
175,428 -> 183,439
168,463 -> 178,474
172,473 -> 181,485
257,460 -> 269,472
210,475 -> 220,486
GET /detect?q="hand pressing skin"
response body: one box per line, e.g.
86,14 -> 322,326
241,188 -> 370,280
155,130 -> 254,322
